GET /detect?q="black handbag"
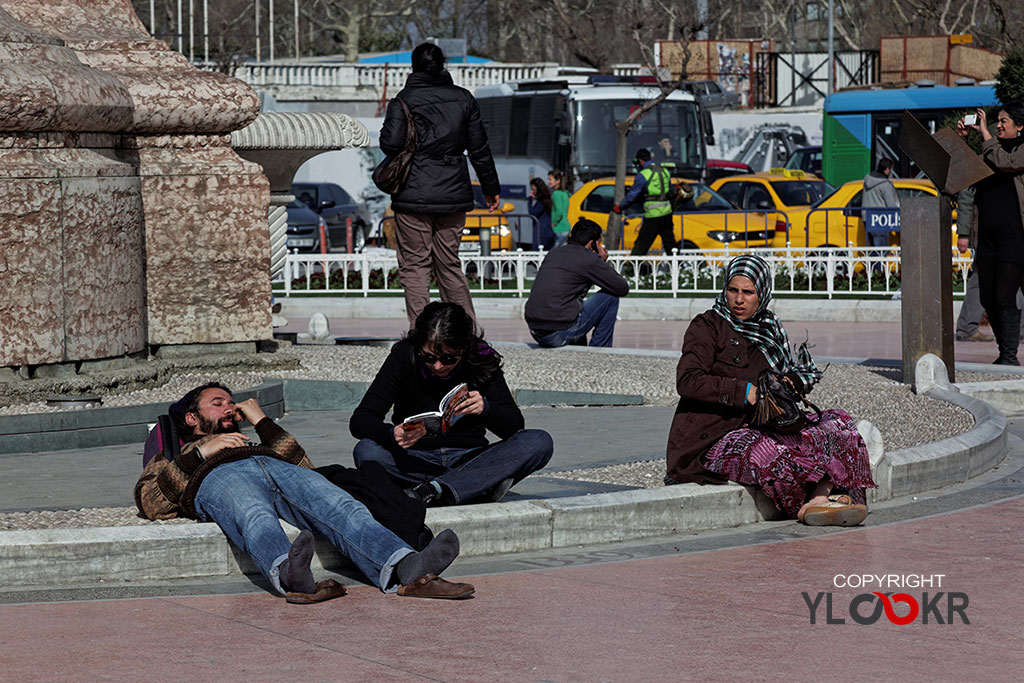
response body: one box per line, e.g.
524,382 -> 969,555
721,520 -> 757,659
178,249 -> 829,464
752,369 -> 822,434
372,97 -> 417,195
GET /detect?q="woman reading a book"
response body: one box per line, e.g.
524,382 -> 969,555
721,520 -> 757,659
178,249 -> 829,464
350,302 -> 554,506
664,255 -> 875,526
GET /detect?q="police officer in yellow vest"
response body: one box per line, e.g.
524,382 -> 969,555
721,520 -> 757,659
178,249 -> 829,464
612,147 -> 679,256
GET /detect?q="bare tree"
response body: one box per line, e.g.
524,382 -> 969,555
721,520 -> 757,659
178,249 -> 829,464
606,18 -> 703,249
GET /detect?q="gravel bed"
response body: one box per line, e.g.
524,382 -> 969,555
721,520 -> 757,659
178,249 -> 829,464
0,507 -> 190,531
0,345 -> 983,527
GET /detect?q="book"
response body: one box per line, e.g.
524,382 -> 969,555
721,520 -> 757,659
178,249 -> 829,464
401,383 -> 470,436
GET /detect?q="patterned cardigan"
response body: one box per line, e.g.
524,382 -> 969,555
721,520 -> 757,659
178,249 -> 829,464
134,417 -> 313,520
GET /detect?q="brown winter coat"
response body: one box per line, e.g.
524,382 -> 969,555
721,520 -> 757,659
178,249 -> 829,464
665,311 -> 772,484
134,417 -> 312,520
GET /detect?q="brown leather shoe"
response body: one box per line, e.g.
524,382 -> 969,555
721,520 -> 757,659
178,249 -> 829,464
397,573 -> 475,600
956,331 -> 995,342
285,579 -> 347,604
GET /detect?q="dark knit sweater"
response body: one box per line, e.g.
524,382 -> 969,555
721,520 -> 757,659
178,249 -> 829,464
134,418 -> 311,520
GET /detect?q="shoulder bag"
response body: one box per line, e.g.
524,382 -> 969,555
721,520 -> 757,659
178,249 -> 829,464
372,97 -> 417,195
751,369 -> 822,435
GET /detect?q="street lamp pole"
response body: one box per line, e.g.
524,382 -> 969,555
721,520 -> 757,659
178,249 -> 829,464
827,0 -> 835,95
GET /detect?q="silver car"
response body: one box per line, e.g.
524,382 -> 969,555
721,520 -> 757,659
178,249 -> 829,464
682,80 -> 741,111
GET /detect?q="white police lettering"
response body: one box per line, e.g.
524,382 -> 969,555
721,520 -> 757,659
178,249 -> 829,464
868,209 -> 900,228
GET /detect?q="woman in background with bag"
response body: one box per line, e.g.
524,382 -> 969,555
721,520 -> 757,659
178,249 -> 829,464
528,177 -> 556,250
378,42 -> 501,328
664,255 -> 874,525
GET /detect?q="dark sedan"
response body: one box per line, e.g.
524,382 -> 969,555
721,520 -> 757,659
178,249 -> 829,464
285,199 -> 327,253
291,182 -> 372,252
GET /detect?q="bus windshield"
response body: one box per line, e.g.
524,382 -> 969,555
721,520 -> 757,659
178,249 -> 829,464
574,99 -> 703,178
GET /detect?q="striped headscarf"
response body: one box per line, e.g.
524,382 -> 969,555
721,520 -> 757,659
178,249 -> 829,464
711,255 -> 822,388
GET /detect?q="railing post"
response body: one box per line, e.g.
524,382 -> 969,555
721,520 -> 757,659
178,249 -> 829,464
362,253 -> 370,297
283,253 -> 291,297
516,252 -> 526,296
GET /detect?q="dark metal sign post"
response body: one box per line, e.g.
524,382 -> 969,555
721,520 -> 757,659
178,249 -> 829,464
899,194 -> 954,387
897,110 -> 993,390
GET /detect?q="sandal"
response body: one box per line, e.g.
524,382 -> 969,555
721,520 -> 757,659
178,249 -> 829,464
801,502 -> 868,527
828,494 -> 852,505
285,578 -> 347,604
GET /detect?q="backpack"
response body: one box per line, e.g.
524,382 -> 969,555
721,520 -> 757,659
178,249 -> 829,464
142,414 -> 182,468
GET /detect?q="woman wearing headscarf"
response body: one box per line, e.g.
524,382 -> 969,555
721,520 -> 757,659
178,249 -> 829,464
665,255 -> 875,525
957,101 -> 1024,364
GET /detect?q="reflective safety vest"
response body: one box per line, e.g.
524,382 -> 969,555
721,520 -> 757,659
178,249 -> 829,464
641,163 -> 673,218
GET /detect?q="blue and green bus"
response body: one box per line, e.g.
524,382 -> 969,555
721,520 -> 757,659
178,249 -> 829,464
822,84 -> 998,186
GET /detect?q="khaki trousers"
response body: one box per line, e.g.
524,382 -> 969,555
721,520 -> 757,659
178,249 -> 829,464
394,211 -> 476,327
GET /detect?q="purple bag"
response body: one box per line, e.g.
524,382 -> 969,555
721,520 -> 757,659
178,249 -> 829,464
142,414 -> 182,468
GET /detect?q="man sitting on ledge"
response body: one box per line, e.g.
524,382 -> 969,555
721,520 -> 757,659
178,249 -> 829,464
135,382 -> 474,603
526,218 -> 630,348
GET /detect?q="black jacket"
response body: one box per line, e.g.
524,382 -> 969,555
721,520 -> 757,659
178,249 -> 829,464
350,340 -> 524,452
380,71 -> 500,214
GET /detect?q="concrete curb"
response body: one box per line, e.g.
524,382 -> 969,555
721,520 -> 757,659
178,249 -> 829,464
0,368 -> 1010,590
884,386 -> 1007,499
278,296 -> 1011,325
279,296 -> 916,323
0,379 -> 644,454
0,380 -> 1006,588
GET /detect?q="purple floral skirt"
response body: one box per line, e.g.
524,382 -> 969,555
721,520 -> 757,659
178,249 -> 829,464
701,409 -> 876,518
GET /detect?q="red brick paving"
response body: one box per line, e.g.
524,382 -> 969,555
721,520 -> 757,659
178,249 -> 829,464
3,498 -> 1021,681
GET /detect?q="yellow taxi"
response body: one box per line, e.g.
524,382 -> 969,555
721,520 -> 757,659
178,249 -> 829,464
710,168 -> 834,245
382,182 -> 515,252
782,178 -> 949,249
568,177 -> 782,252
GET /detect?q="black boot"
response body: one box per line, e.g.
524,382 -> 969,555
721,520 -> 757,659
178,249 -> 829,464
994,309 -> 1021,365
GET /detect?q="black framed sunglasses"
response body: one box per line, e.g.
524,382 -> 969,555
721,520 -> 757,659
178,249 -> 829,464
419,350 -> 463,365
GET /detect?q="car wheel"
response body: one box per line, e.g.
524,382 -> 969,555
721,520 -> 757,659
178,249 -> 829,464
353,221 -> 367,253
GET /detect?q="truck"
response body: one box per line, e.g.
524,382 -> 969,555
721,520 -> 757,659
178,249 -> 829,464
474,75 -> 714,247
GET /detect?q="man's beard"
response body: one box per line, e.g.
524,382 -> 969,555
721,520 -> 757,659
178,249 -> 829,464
198,413 -> 240,435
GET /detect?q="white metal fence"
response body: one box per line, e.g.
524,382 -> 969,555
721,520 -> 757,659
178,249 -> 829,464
276,246 -> 973,299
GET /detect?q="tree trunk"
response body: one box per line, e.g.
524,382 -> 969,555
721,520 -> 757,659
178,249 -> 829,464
607,121 -> 632,250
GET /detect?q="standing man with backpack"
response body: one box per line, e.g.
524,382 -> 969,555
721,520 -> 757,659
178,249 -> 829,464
379,42 -> 501,328
612,147 -> 679,256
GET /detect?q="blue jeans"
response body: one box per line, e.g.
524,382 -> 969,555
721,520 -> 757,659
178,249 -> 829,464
532,291 -> 621,348
194,457 -> 413,594
353,429 -> 554,504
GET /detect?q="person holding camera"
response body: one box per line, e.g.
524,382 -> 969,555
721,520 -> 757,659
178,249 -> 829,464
958,101 -> 1024,364
611,147 -> 678,256
525,218 -> 630,348
664,254 -> 874,525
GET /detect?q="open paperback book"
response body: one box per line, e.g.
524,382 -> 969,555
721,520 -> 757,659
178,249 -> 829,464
401,383 -> 470,436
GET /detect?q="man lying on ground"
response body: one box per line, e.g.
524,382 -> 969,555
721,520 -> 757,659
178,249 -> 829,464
135,382 -> 474,603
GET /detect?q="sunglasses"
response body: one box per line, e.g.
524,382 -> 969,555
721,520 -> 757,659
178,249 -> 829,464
419,350 -> 462,365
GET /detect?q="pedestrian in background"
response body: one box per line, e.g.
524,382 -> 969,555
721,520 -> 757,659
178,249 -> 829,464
613,148 -> 679,256
862,158 -> 899,248
548,169 -> 571,248
529,177 -> 556,250
380,42 -> 501,327
954,186 -> 995,342
958,102 -> 1024,364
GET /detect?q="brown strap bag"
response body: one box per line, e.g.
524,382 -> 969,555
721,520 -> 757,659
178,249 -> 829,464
372,97 -> 417,195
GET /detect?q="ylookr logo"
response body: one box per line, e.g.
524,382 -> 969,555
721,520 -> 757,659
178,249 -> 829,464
803,574 -> 970,625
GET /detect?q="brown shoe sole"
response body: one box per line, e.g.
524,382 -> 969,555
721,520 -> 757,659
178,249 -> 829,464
285,579 -> 347,604
802,503 -> 868,526
397,573 -> 475,599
